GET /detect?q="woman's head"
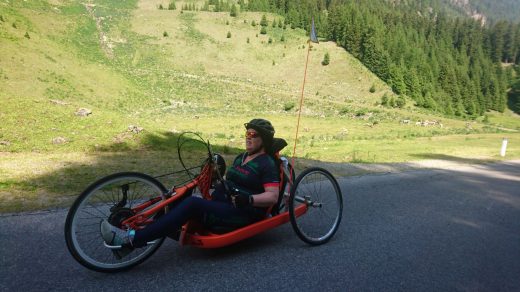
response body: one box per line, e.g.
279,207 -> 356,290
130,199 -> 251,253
244,118 -> 275,154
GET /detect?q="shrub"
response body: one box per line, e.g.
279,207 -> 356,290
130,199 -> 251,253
280,35 -> 285,42
0,15 -> 4,22
381,93 -> 389,106
260,26 -> 267,34
272,60 -> 276,66
158,4 -> 164,9
226,20 -> 229,25
268,37 -> 272,44
227,31 -> 231,38
168,1 -> 176,10
163,31 -> 168,37
321,52 -> 330,66
24,32 -> 30,39
278,20 -> 283,28
251,20 -> 256,27
230,4 -> 238,17
339,107 -> 349,115
272,20 -> 277,28
246,37 -> 250,43
284,102 -> 295,111
396,96 -> 406,108
369,84 -> 376,93
12,22 -> 17,29
260,14 -> 268,27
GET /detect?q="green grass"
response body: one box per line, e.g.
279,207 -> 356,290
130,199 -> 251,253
0,0 -> 519,212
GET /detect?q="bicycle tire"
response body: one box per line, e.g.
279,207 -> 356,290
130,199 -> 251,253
65,172 -> 168,273
288,167 -> 343,245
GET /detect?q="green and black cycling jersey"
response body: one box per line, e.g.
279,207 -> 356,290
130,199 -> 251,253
226,152 -> 280,195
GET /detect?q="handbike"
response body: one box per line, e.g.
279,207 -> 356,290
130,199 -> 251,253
64,132 -> 343,272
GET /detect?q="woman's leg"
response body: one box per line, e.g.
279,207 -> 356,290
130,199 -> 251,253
132,196 -> 254,247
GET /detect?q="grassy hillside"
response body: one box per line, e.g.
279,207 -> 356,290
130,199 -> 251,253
0,0 -> 519,212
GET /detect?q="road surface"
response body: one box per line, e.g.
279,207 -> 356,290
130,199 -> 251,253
1,161 -> 519,291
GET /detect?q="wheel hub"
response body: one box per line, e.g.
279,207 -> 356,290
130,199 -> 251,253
108,208 -> 135,228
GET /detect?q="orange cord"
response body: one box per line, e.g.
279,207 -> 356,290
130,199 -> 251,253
290,42 -> 312,184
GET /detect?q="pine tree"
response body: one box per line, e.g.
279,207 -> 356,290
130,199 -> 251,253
260,14 -> 268,27
260,26 -> 267,35
227,31 -> 231,38
272,19 -> 277,28
322,52 -> 330,65
251,20 -> 256,27
24,32 -> 30,39
168,1 -> 176,10
230,4 -> 238,17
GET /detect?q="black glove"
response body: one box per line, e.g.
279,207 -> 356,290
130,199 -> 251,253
228,186 -> 254,208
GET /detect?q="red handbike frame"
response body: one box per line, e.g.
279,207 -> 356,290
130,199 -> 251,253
119,161 -> 307,248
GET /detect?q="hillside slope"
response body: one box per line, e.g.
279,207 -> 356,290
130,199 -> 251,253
0,0 -> 518,154
1,0 -> 520,212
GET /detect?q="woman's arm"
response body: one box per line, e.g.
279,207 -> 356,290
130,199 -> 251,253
251,186 -> 279,207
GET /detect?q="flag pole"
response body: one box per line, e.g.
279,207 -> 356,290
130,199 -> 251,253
290,18 -> 316,184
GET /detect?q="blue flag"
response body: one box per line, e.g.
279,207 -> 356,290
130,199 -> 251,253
310,17 -> 319,43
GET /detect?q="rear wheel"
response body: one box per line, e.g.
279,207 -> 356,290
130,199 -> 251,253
288,167 -> 343,245
64,172 -> 168,273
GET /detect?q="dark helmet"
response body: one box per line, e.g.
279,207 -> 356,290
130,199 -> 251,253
244,118 -> 275,146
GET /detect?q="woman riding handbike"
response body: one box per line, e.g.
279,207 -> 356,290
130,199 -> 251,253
65,118 -> 343,272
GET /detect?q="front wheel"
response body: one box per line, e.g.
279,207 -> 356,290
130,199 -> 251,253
288,167 -> 343,245
64,172 -> 168,273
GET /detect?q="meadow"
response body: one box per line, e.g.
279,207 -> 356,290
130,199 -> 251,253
0,0 -> 519,212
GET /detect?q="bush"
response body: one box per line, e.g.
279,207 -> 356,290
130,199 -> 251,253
339,107 -> 350,115
251,20 -> 256,27
168,1 -> 176,10
24,32 -> 30,39
260,26 -> 267,34
12,22 -> 17,29
272,20 -> 277,28
396,96 -> 406,108
230,4 -> 238,17
284,102 -> 295,111
227,31 -> 231,38
278,20 -> 283,28
0,15 -> 4,22
381,93 -> 389,106
268,37 -> 272,44
369,84 -> 376,93
163,31 -> 168,37
321,52 -> 330,66
226,20 -> 229,25
260,14 -> 268,27
246,37 -> 250,43
158,4 -> 164,9
280,35 -> 285,42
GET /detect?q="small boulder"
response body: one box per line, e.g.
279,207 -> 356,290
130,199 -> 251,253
128,125 -> 144,134
75,108 -> 92,117
52,137 -> 67,144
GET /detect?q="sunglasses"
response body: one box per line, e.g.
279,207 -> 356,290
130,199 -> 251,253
245,131 -> 260,139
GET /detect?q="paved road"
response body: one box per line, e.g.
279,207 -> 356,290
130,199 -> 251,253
1,161 -> 519,291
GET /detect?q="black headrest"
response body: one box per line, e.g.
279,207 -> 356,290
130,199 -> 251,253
271,138 -> 288,154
